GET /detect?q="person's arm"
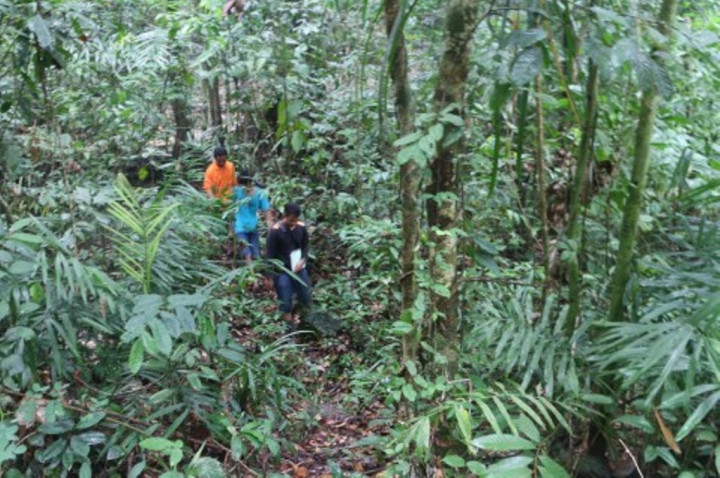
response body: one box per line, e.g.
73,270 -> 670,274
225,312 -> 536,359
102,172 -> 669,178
260,192 -> 273,228
203,169 -> 214,198
294,227 -> 309,273
301,227 -> 309,260
266,229 -> 278,261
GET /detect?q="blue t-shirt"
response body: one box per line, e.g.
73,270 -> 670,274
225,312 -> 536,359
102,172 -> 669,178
233,186 -> 270,233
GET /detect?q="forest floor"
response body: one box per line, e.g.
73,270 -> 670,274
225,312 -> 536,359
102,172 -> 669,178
225,239 -> 392,477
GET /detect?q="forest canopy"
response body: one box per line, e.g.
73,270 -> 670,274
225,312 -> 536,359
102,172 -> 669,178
1,0 -> 720,476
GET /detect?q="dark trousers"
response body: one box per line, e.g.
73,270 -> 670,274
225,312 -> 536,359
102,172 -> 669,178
275,269 -> 312,313
236,231 -> 260,259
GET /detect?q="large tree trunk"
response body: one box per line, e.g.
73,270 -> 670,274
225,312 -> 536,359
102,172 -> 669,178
607,0 -> 678,322
384,0 -> 420,362
427,0 -> 482,377
566,58 -> 598,333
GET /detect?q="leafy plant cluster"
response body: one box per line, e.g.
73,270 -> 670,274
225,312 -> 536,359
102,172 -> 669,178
1,0 -> 720,477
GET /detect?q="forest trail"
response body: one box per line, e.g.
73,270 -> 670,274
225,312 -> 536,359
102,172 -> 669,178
230,288 -> 388,477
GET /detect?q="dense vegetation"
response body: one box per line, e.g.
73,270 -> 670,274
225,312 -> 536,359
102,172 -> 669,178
1,0 -> 719,476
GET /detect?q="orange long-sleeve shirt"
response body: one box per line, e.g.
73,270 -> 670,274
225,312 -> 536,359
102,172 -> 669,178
203,161 -> 236,200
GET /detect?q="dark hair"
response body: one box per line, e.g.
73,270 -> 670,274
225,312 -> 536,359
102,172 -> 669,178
213,146 -> 227,158
237,170 -> 253,185
284,202 -> 301,218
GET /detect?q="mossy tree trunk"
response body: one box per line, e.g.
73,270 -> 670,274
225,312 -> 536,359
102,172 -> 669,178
171,97 -> 192,160
384,0 -> 420,362
206,75 -> 223,129
566,58 -> 598,333
427,0 -> 482,377
607,0 -> 678,322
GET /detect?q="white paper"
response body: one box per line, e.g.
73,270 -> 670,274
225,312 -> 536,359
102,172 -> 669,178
290,249 -> 302,271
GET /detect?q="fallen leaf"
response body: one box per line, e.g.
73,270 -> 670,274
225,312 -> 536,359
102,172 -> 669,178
654,407 -> 681,455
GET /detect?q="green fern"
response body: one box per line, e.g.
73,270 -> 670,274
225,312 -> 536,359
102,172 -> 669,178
106,174 -> 179,293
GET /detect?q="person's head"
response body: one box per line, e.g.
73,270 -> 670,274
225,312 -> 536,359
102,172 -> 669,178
213,146 -> 228,167
283,203 -> 302,228
237,170 -> 253,187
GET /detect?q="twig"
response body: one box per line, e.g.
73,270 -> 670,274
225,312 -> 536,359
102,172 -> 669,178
618,438 -> 644,478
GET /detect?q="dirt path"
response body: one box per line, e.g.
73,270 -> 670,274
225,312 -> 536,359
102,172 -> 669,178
231,300 -> 389,477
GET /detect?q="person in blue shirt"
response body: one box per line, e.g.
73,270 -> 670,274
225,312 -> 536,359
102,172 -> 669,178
233,171 -> 273,265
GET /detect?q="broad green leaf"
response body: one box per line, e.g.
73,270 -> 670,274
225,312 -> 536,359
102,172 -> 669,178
79,462 -> 91,478
393,131 -> 422,147
36,438 -> 66,463
676,391 -> 720,441
506,28 -> 546,49
187,373 -> 202,391
9,261 -> 35,275
77,412 -> 106,430
76,432 -> 106,446
429,124 -> 444,141
402,383 -> 417,402
442,454 -> 465,468
389,321 -> 413,335
511,47 -> 542,86
487,455 -> 534,475
613,415 -> 654,433
70,436 -> 90,457
454,404 -> 473,446
414,417 -> 430,452
140,437 -> 178,452
129,339 -> 144,375
472,398 -> 500,434
580,393 -> 614,405
514,414 -> 540,443
186,457 -> 224,477
150,319 -> 173,356
539,455 -> 570,478
231,435 -> 245,460
472,434 -> 536,451
405,360 -> 417,376
467,461 -> 487,474
291,130 -> 306,153
128,461 -> 146,478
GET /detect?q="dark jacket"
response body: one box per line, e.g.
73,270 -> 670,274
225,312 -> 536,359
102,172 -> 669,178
266,221 -> 309,272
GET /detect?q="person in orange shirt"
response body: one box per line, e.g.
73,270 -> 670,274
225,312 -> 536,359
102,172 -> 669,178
203,146 -> 236,201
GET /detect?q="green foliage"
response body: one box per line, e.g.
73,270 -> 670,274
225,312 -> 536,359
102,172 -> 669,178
106,174 -> 179,293
1,0 -> 719,476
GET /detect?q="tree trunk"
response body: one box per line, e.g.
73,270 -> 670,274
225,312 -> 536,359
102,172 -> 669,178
427,0 -> 482,377
566,59 -> 598,334
171,97 -> 192,160
535,74 -> 550,300
607,0 -> 678,322
384,0 -> 420,362
208,75 -> 223,128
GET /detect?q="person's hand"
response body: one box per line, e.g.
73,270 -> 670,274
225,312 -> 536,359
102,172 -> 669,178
293,258 -> 306,273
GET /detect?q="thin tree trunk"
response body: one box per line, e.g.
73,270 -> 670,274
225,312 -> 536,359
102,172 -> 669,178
427,0 -> 482,377
208,75 -> 223,128
566,58 -> 598,334
384,0 -> 420,362
607,0 -> 678,322
534,74 -> 550,300
171,97 -> 191,160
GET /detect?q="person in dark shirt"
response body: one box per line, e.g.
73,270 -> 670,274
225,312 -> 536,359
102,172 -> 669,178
266,203 -> 312,324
